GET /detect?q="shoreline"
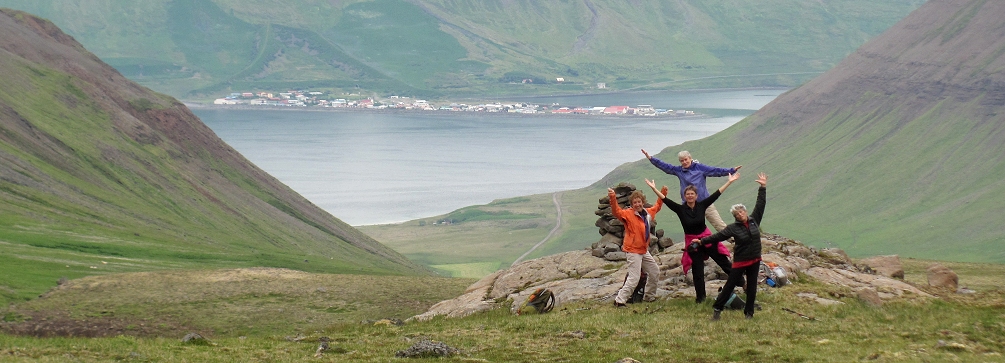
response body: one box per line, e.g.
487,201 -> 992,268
184,103 -> 710,120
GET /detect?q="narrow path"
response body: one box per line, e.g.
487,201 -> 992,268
511,192 -> 563,266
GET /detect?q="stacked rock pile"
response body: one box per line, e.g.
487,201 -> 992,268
591,182 -> 675,261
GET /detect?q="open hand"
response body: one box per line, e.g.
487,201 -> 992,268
641,149 -> 651,159
756,172 -> 767,187
728,172 -> 740,183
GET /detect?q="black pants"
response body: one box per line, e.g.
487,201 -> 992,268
713,262 -> 759,315
688,243 -> 732,301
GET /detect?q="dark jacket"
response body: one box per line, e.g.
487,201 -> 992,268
662,190 -> 720,235
700,186 -> 766,262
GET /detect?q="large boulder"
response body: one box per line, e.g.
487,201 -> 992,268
859,255 -> 905,279
926,264 -> 958,290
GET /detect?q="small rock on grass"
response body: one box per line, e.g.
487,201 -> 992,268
395,339 -> 459,358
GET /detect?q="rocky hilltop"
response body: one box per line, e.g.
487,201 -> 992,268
412,233 -> 940,321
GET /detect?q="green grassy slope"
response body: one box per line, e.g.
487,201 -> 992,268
365,0 -> 1005,271
0,0 -> 924,98
1,260 -> 1003,360
549,0 -> 1005,263
0,10 -> 427,306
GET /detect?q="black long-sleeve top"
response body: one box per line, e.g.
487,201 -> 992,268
700,186 -> 766,262
662,190 -> 721,235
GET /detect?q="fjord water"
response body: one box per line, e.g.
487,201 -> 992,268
195,89 -> 784,225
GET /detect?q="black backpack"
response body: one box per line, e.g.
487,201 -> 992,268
624,272 -> 648,304
522,288 -> 556,314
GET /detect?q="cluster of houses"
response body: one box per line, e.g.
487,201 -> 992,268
213,91 -> 696,116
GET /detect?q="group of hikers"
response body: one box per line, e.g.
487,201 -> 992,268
606,149 -> 767,321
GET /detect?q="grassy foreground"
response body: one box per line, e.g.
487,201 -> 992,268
1,260 -> 1004,362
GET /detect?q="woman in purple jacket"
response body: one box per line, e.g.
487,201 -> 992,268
642,149 -> 740,232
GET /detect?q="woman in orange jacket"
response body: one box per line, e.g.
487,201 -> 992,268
607,186 -> 664,306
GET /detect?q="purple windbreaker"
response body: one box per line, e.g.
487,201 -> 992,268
649,156 -> 737,201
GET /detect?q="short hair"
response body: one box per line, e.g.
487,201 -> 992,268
629,190 -> 647,204
730,204 -> 747,217
684,185 -> 698,195
678,150 -> 692,159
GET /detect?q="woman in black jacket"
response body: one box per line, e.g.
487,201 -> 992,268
693,172 -> 767,320
646,172 -> 739,303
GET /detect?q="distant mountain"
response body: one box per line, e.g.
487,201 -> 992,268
0,0 -> 923,99
0,9 -> 428,304
581,0 -> 1005,263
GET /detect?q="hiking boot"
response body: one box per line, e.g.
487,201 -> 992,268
695,297 -> 705,304
711,309 -> 722,321
614,302 -> 627,308
745,313 -> 754,320
643,296 -> 657,303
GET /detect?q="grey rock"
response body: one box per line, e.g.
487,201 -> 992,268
395,340 -> 459,358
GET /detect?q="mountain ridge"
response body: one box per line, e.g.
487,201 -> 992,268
0,8 -> 427,304
0,0 -> 924,98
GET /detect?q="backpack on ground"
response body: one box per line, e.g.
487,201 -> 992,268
623,271 -> 648,304
520,288 -> 556,314
759,261 -> 788,287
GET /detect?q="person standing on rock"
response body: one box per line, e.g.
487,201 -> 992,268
693,172 -> 767,321
642,149 -> 740,232
646,171 -> 739,303
607,186 -> 665,307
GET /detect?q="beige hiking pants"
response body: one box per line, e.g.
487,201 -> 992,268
615,251 -> 660,304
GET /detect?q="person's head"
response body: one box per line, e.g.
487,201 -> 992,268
683,185 -> 698,204
730,204 -> 748,222
678,150 -> 693,168
629,190 -> 647,213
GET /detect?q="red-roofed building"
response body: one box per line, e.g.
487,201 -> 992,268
603,106 -> 630,114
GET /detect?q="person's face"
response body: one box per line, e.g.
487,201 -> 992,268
679,155 -> 693,168
733,208 -> 748,222
684,189 -> 697,203
631,197 -> 645,213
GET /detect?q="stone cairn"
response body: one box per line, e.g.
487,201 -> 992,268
591,182 -> 675,261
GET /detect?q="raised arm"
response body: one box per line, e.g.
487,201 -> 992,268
647,154 -> 682,175
749,173 -> 767,224
645,179 -> 665,199
717,172 -> 740,194
646,179 -> 679,210
694,162 -> 739,177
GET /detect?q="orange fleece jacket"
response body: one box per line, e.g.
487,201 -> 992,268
608,190 -> 663,254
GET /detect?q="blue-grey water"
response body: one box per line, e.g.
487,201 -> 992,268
194,89 -> 784,225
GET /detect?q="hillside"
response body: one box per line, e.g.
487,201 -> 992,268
0,9 -> 427,305
581,0 -> 1005,263
0,0 -> 923,99
363,0 -> 1005,270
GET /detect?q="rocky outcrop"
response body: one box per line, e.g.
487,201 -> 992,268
859,255 -> 905,279
410,233 -> 933,321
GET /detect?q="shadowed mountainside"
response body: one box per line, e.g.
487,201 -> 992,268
0,9 -> 427,304
0,0 -> 923,98
593,0 -> 1005,262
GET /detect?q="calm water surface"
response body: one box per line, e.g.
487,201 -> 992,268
195,89 -> 784,225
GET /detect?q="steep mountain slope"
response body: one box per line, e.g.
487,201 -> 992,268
0,0 -> 923,98
0,9 -> 427,304
573,0 -> 1005,263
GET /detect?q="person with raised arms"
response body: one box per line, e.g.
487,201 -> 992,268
607,186 -> 665,307
642,149 -> 740,232
694,172 -> 768,321
646,171 -> 739,304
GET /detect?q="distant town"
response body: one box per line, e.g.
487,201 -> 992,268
212,90 -> 698,117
